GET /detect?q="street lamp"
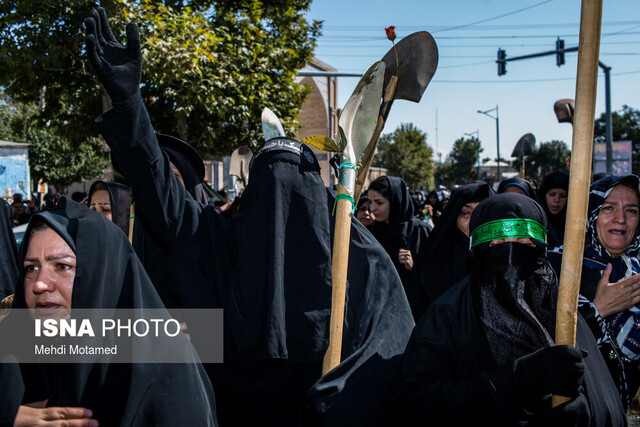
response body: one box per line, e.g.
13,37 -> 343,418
477,105 -> 501,182
464,130 -> 480,180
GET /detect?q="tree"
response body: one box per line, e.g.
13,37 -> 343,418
373,123 -> 434,189
0,91 -> 108,191
437,136 -> 482,186
513,140 -> 570,182
27,127 -> 108,191
594,105 -> 640,174
0,0 -> 321,156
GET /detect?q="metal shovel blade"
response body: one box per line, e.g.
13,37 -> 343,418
338,61 -> 386,161
381,31 -> 438,103
261,107 -> 286,141
554,99 -> 575,124
511,133 -> 536,158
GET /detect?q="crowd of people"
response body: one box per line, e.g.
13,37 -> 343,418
0,6 -> 638,426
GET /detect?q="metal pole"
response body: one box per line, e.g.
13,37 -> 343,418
602,63 -> 613,174
496,105 -> 501,182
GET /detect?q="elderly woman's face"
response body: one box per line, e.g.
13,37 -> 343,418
596,185 -> 640,257
23,228 -> 76,316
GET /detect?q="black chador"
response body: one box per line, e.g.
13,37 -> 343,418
0,198 -> 19,301
414,181 -> 493,315
10,199 -> 217,426
398,193 -> 625,426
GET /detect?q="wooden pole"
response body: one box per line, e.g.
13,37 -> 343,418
553,0 -> 603,407
322,184 -> 353,374
128,202 -> 135,244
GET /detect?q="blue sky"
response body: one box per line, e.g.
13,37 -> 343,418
306,0 -> 640,163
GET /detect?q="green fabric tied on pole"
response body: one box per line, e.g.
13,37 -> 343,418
333,193 -> 356,216
339,162 -> 358,171
470,218 -> 546,249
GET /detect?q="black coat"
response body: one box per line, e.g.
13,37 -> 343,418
0,198 -> 19,301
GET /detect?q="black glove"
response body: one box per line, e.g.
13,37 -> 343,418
84,7 -> 142,112
513,345 -> 585,401
529,393 -> 590,426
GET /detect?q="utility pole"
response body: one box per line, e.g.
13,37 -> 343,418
464,130 -> 481,180
478,106 -> 501,182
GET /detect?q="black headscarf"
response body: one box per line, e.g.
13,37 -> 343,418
369,176 -> 430,317
537,171 -> 569,248
88,180 -> 131,235
497,177 -> 538,202
468,193 -> 555,365
11,199 -> 217,426
0,198 -> 19,301
416,181 -> 494,312
157,133 -> 208,205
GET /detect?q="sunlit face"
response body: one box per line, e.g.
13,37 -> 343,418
368,190 -> 390,223
546,188 -> 568,215
23,228 -> 76,317
596,185 -> 640,256
89,189 -> 112,221
456,202 -> 480,237
356,199 -> 375,227
169,162 -> 185,189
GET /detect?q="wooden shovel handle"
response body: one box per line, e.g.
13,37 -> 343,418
128,202 -> 135,244
323,184 -> 353,374
553,0 -> 603,407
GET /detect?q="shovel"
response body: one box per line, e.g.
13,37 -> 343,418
229,146 -> 253,188
554,98 -> 576,125
511,133 -> 536,178
323,61 -> 385,375
353,31 -> 438,202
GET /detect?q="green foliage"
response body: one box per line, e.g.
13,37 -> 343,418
512,140 -> 570,182
27,127 -> 108,191
436,136 -> 482,186
0,0 -> 321,157
594,105 -> 640,174
372,123 -> 434,189
0,90 -> 108,191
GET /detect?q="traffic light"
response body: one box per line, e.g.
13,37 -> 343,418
497,49 -> 506,76
556,39 -> 565,67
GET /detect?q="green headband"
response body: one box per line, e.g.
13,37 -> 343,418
470,218 -> 546,249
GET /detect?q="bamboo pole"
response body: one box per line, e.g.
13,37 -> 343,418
128,202 -> 135,244
553,0 -> 603,407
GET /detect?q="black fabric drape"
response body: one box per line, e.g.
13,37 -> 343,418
369,176 -> 430,319
397,279 -> 625,426
414,181 -> 493,315
0,198 -> 19,300
96,100 -> 415,426
11,199 -> 217,426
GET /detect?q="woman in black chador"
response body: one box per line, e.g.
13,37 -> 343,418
368,175 -> 430,319
497,176 -> 538,202
397,193 -> 625,426
414,181 -> 493,316
88,180 -> 132,235
9,199 -> 217,426
84,8 -> 414,425
538,171 -> 569,248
